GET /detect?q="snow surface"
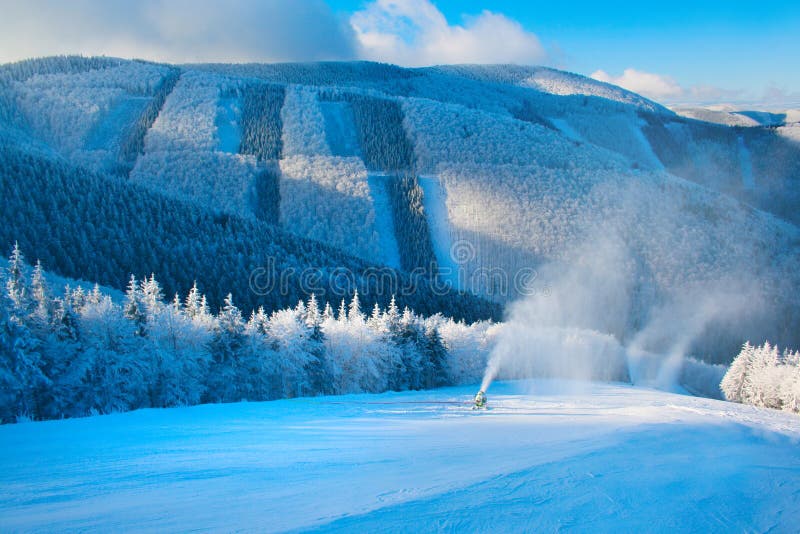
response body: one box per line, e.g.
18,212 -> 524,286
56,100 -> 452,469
737,136 -> 755,190
319,101 -> 361,158
1,380 -> 798,532
366,174 -> 401,269
215,96 -> 241,154
83,96 -> 149,151
418,175 -> 459,288
549,117 -> 584,143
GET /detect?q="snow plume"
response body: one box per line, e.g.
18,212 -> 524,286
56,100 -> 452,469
625,281 -> 758,391
480,223 -> 764,395
481,231 -> 632,392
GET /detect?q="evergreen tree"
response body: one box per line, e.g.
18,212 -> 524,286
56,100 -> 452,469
304,294 -> 332,395
721,341 -> 754,402
30,260 -> 51,323
367,302 -> 383,331
6,243 -> 31,312
306,293 -> 321,328
322,302 -> 335,322
205,294 -> 245,403
124,275 -> 147,337
141,274 -> 164,319
422,323 -> 449,389
348,290 -> 363,324
185,281 -> 203,319
0,279 -> 47,422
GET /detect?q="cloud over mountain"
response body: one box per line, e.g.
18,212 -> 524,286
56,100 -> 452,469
351,0 -> 547,66
0,0 -> 358,63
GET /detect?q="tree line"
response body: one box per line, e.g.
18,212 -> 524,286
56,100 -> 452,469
721,341 -> 800,413
0,247 -> 485,424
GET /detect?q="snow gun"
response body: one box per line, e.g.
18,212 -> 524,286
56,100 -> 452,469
473,390 -> 487,410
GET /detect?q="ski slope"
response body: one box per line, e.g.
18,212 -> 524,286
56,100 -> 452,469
1,381 -> 798,532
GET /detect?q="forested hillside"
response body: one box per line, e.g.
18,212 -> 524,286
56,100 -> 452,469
0,145 -> 499,322
1,55 -> 799,367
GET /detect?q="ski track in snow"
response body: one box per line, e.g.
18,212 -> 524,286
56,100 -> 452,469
215,97 -> 241,154
549,118 -> 584,143
320,101 -> 361,158
419,175 -> 460,289
83,96 -> 150,151
1,380 -> 798,533
366,174 -> 401,269
738,136 -> 755,190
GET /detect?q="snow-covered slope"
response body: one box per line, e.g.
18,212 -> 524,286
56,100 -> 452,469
1,380 -> 798,532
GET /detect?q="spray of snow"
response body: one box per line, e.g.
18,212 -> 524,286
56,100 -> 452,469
480,222 -> 763,395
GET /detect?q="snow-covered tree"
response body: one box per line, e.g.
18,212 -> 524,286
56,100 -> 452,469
6,243 -> 31,313
124,275 -> 147,337
721,342 -> 754,403
206,294 -> 245,403
722,341 -> 800,413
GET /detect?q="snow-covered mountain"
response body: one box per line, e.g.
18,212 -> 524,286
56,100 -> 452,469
1,56 -> 799,363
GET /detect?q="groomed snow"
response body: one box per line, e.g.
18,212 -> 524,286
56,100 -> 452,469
418,175 -> 459,288
366,174 -> 402,269
1,380 -> 798,532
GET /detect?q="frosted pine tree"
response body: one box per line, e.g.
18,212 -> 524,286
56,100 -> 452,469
141,274 -> 164,320
124,275 -> 147,337
422,323 -> 449,389
303,293 -> 332,395
30,260 -> 51,324
348,290 -> 363,324
206,294 -> 245,403
746,342 -> 781,408
80,294 -> 146,414
6,243 -> 31,312
322,302 -> 335,322
184,282 -> 203,319
721,341 -> 754,403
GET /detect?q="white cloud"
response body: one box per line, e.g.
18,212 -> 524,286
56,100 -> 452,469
350,0 -> 547,66
591,68 -> 684,100
0,0 -> 357,64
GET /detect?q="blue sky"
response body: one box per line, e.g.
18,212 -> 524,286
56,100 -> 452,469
2,0 -> 798,105
337,0 -> 800,105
